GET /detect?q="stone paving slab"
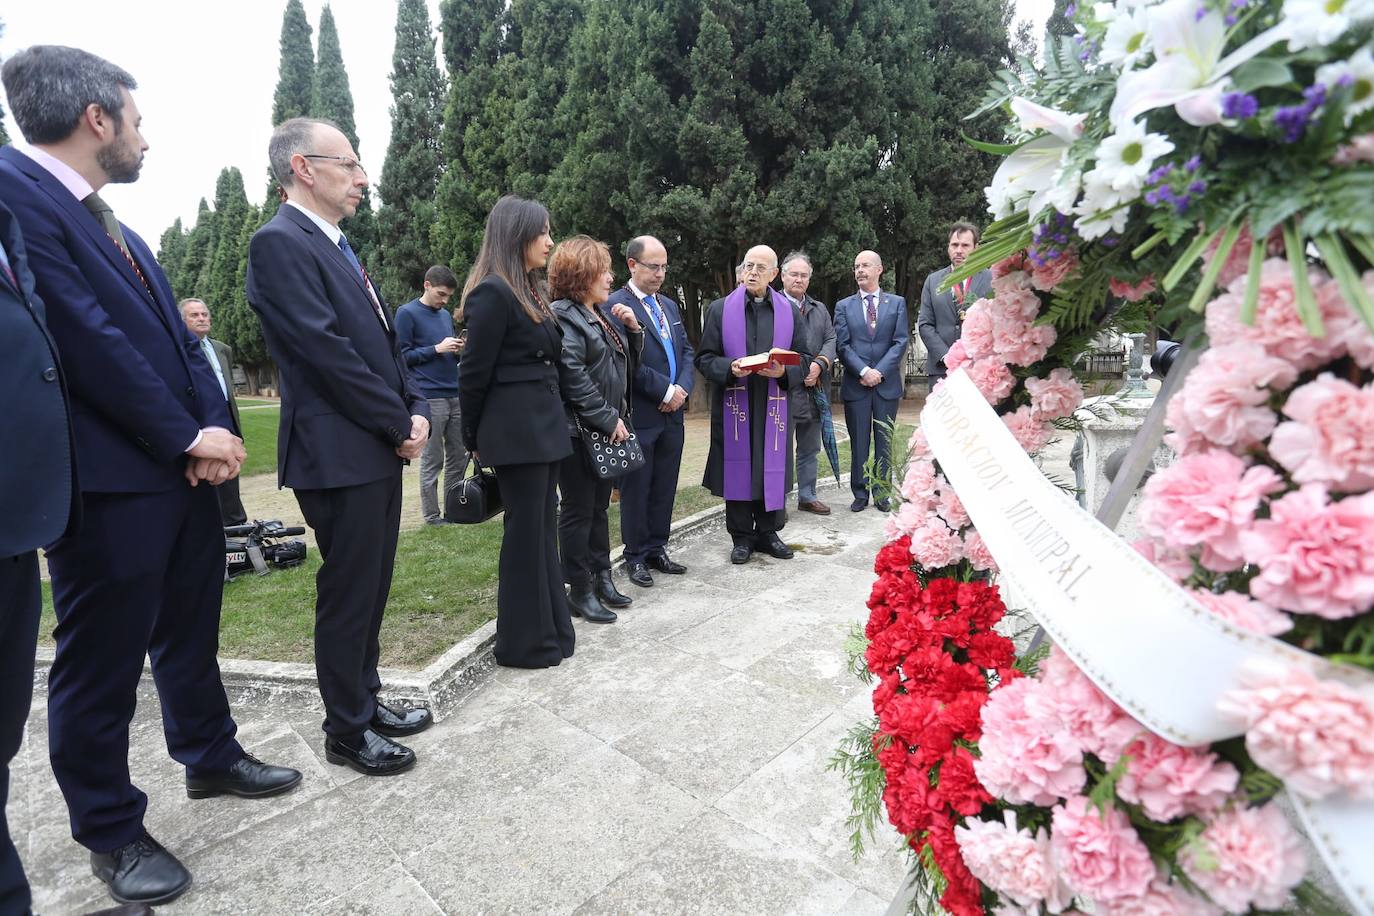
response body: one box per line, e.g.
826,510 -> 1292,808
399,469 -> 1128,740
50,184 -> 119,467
10,480 -> 909,915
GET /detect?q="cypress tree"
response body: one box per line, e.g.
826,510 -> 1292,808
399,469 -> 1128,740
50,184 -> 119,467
173,199 -> 214,302
206,167 -> 251,321
157,218 -> 187,284
313,4 -> 378,268
268,0 -> 315,200
376,0 -> 448,304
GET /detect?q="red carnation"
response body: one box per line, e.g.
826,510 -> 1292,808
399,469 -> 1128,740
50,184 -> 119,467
875,536 -> 914,575
937,690 -> 987,739
936,746 -> 992,816
966,631 -> 1015,672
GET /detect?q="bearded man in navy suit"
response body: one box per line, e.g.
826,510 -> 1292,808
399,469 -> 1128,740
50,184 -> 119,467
0,45 -> 299,907
834,250 -> 909,513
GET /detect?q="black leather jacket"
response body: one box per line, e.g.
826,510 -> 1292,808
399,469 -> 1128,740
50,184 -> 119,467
552,298 -> 643,438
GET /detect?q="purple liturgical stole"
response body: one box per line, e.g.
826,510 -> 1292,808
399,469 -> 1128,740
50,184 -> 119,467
722,285 -> 794,511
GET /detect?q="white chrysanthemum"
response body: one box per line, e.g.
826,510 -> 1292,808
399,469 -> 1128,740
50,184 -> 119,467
1074,169 -> 1132,240
1093,120 -> 1175,193
1317,45 -> 1374,123
1101,7 -> 1153,69
1283,0 -> 1374,51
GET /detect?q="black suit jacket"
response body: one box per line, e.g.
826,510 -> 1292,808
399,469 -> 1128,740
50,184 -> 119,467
604,285 -> 695,434
0,198 -> 75,558
459,275 -> 572,467
245,204 -> 427,489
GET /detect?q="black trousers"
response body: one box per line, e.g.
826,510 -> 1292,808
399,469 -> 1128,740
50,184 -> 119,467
0,552 -> 40,915
844,391 -> 899,502
215,475 -> 248,526
493,462 -> 575,668
619,419 -> 684,564
558,443 -> 612,587
46,487 -> 243,853
295,471 -> 402,738
725,499 -> 786,542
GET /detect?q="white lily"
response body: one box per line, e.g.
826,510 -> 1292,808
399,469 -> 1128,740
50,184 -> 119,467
1109,0 -> 1289,127
1009,97 -> 1087,141
1074,168 -> 1133,240
1317,45 -> 1374,123
1283,0 -> 1374,51
985,99 -> 1088,219
1046,164 -> 1084,216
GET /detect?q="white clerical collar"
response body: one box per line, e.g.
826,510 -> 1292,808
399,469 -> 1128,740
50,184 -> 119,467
10,141 -> 95,203
285,200 -> 343,245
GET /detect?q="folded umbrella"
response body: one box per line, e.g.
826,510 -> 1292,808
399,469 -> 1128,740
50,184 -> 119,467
809,385 -> 842,484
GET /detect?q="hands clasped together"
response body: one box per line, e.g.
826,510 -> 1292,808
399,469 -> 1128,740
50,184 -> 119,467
185,427 -> 246,486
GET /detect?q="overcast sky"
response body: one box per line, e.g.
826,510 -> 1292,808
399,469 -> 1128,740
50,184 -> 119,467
2,0 -> 1053,245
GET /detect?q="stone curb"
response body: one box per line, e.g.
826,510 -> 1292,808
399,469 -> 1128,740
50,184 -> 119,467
31,479 -> 851,721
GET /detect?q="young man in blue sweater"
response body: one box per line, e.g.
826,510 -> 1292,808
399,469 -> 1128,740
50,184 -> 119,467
395,265 -> 468,525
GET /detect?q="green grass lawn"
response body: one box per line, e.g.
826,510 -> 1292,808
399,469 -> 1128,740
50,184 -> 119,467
237,405 -> 279,478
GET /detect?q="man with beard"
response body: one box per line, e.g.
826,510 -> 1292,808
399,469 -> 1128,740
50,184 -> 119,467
695,245 -> 808,563
918,221 -> 992,383
0,46 -> 300,907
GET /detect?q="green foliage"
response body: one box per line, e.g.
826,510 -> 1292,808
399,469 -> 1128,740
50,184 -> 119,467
271,0 -> 315,126
312,5 -> 357,148
826,718 -> 890,861
376,0 -> 449,304
844,622 -> 874,684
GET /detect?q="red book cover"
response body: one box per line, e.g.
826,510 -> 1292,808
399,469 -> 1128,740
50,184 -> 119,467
737,348 -> 802,372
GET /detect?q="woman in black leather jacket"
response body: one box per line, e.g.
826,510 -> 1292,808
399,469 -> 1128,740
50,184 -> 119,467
549,236 -> 644,623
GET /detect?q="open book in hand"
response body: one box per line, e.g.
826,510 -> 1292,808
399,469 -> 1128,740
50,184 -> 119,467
737,348 -> 802,373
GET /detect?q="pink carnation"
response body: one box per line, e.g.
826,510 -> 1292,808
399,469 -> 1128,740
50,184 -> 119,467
1026,368 -> 1084,422
1188,588 -> 1292,636
884,500 -> 928,541
1217,662 -> 1374,800
937,487 -> 970,529
1095,879 -> 1220,916
1333,131 -> 1374,165
1270,373 -> 1374,492
1031,248 -> 1080,291
960,306 -> 996,359
1003,406 -> 1053,453
1163,342 -> 1296,454
1113,732 -> 1239,822
1204,258 -> 1347,370
1130,538 -> 1195,582
907,428 -> 932,459
964,530 -> 998,572
1200,223 -> 1280,289
1001,323 -> 1057,368
1240,484 -> 1374,618
966,358 -> 1017,403
1107,275 -> 1157,302
909,520 -> 964,569
899,459 -> 937,505
944,338 -> 971,372
1038,648 -> 1141,762
1179,804 -> 1307,911
1050,797 -> 1155,902
1137,449 -> 1284,571
955,812 -> 1072,912
975,677 -> 1086,806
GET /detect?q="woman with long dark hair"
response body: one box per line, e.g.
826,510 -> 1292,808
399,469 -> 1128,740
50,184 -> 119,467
548,236 -> 643,624
458,196 -> 573,668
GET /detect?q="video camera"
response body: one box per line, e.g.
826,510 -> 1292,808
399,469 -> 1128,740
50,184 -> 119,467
224,519 -> 308,580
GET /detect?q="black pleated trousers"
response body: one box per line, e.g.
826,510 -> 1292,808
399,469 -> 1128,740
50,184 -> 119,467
493,462 -> 575,668
558,443 -> 613,588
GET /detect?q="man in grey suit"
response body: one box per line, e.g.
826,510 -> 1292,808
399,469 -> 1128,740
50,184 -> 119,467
834,250 -> 908,513
780,251 -> 836,515
917,222 -> 993,383
181,297 -> 248,525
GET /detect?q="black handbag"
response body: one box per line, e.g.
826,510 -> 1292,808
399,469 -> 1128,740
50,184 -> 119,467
445,459 -> 503,523
577,420 -> 646,479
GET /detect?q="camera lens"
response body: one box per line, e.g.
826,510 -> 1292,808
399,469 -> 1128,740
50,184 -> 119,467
1151,340 -> 1181,379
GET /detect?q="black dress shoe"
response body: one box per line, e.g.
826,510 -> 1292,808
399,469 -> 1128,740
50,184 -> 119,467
730,542 -> 753,564
83,904 -> 155,915
756,533 -> 795,559
371,700 -> 433,738
626,562 -> 654,588
594,569 -> 633,608
849,498 -> 868,512
91,830 -> 191,906
324,729 -> 417,776
874,497 -> 891,512
567,584 -> 618,623
186,752 -> 302,800
647,552 -> 687,575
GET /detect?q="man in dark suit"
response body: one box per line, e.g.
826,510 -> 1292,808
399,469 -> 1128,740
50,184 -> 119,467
605,236 -> 696,592
834,250 -> 909,513
917,221 -> 993,383
780,251 -> 836,515
180,297 -> 248,525
247,117 -> 433,777
0,46 -> 300,907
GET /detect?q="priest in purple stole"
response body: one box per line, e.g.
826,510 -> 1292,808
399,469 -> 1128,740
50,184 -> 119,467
696,245 -> 810,565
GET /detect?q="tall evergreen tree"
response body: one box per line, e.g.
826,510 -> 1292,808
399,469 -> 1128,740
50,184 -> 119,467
171,199 -> 214,302
313,4 -> 378,267
268,0 -> 315,200
206,168 -> 251,318
376,0 -> 448,304
157,218 -> 187,280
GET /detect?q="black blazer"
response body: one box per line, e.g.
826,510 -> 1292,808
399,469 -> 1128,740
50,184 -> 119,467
245,204 -> 428,489
0,199 -> 76,558
552,298 -> 643,438
459,275 -> 572,467
604,285 -> 695,434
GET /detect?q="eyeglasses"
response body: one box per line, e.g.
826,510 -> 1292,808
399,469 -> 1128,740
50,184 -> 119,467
303,154 -> 367,175
634,260 -> 669,275
742,261 -> 774,274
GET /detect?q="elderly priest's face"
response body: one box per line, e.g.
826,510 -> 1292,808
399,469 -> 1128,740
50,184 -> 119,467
740,245 -> 778,299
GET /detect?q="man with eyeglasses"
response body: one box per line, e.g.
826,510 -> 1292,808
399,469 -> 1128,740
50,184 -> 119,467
780,252 -> 836,515
834,250 -> 909,513
247,117 -> 434,779
696,245 -> 809,564
605,236 -> 695,593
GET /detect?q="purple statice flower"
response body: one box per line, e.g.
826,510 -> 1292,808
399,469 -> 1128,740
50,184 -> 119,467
1144,156 -> 1209,215
1195,4 -> 1208,20
1065,1 -> 1077,16
1222,93 -> 1259,120
1274,83 -> 1327,143
1029,212 -> 1075,266
1185,155 -> 1202,172
1147,163 -> 1175,183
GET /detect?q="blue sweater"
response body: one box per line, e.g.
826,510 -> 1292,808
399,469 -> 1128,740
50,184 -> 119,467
395,298 -> 459,398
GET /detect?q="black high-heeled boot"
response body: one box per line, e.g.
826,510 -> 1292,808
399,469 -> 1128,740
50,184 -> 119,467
567,582 -> 617,623
594,569 -> 633,608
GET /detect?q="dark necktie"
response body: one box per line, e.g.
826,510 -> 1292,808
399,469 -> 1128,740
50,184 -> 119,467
83,192 -> 151,295
0,252 -> 16,290
865,293 -> 877,331
337,235 -> 389,330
